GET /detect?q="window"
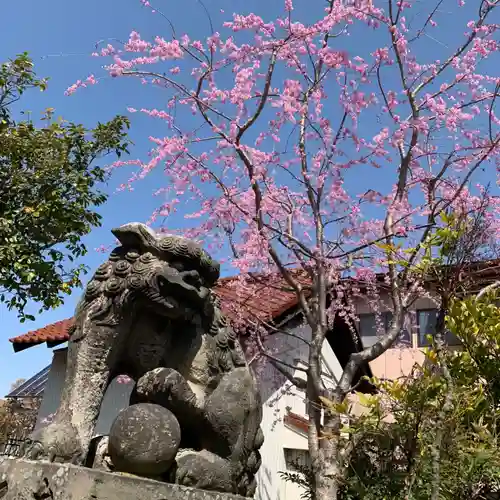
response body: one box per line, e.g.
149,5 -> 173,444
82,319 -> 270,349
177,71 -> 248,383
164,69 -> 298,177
417,309 -> 461,347
284,448 -> 311,471
417,309 -> 436,347
359,312 -> 411,347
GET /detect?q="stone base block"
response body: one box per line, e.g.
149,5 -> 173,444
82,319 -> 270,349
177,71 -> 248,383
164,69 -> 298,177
0,458 -> 246,500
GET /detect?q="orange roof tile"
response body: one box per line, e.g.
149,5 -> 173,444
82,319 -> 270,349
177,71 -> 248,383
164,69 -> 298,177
283,411 -> 325,434
10,318 -> 75,349
216,270 -> 310,324
9,273 -> 311,350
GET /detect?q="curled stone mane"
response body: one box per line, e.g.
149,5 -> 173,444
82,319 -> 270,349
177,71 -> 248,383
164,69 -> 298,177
76,230 -> 221,328
156,235 -> 220,286
207,293 -> 247,380
111,223 -> 221,287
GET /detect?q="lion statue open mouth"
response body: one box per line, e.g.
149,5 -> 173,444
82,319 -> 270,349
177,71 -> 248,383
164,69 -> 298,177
23,223 -> 263,497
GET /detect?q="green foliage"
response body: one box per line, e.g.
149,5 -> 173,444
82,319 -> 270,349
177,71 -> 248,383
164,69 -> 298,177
447,292 -> 500,422
282,290 -> 500,499
0,54 -> 130,320
0,52 -> 48,130
337,294 -> 500,500
279,462 -> 315,500
415,208 -> 496,289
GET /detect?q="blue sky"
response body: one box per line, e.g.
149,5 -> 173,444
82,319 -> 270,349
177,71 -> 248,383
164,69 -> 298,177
0,0 -> 195,394
1,0 -> 296,396
1,0 -> 498,396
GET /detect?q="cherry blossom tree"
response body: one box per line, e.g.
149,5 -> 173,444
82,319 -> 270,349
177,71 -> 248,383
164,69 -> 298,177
68,0 -> 499,497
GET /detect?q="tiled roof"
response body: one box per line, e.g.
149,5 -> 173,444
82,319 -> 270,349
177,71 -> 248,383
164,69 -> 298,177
10,318 -> 75,352
9,273 -> 310,351
215,270 -> 310,324
283,411 -> 311,435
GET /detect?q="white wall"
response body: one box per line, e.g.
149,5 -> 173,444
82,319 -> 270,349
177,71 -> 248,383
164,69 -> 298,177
254,321 -> 344,500
36,320 -> 345,500
35,348 -> 66,430
36,347 -> 133,436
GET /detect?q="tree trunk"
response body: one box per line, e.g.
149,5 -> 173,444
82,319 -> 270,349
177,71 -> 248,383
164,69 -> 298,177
314,422 -> 343,500
307,330 -> 344,500
309,381 -> 345,500
315,470 -> 341,500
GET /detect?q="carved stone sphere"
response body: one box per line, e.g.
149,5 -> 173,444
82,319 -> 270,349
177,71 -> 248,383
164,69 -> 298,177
108,403 -> 181,476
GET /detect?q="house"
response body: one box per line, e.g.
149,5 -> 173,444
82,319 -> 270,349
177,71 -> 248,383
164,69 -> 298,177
7,272 -> 373,500
353,258 -> 500,380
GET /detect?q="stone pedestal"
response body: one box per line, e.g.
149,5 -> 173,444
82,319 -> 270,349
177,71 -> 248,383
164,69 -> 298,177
0,458 -> 247,500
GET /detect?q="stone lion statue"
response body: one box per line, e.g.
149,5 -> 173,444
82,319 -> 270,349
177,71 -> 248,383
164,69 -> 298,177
23,223 -> 263,497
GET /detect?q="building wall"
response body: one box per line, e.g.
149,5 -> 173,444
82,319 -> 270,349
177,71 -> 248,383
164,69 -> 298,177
36,348 -> 133,436
35,348 -> 66,430
368,348 -> 425,379
254,322 -> 343,500
36,321 -> 344,500
353,292 -> 440,379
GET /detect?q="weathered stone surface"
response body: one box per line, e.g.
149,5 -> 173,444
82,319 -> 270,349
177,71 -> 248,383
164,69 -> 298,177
91,436 -> 113,471
109,403 -> 181,476
22,421 -> 82,463
0,458 -> 247,500
22,222 -> 263,496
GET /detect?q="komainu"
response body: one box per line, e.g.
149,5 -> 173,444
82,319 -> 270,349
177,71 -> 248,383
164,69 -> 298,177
24,223 -> 263,497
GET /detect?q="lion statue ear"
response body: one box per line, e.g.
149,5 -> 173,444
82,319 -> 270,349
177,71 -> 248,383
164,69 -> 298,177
111,223 -> 158,251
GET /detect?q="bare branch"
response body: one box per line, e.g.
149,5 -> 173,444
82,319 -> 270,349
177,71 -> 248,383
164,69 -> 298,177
413,3 -> 497,96
237,49 -> 279,140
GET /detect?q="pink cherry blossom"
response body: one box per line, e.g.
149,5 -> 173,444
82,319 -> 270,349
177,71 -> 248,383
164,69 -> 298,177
116,375 -> 133,384
150,37 -> 183,60
64,74 -> 98,95
125,31 -> 151,52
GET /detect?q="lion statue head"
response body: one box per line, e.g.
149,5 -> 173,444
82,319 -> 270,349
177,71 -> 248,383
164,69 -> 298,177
75,223 -> 220,327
